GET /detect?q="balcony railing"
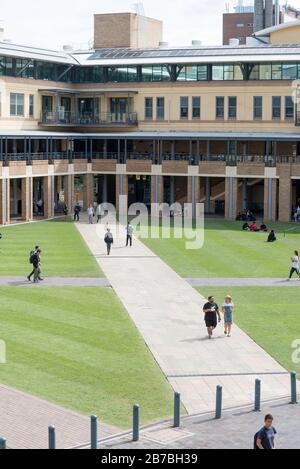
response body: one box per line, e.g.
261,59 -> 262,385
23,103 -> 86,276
39,111 -> 138,127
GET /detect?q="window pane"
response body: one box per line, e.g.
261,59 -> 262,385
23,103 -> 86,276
282,64 -> 297,80
260,64 -> 272,80
228,97 -> 237,119
180,96 -> 189,119
216,97 -> 224,118
272,64 -> 281,80
253,96 -> 263,119
212,65 -> 223,80
285,96 -> 294,119
272,96 -> 281,119
192,97 -> 201,119
157,97 -> 165,119
145,97 -> 153,119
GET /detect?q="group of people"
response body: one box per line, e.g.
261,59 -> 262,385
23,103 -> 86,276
203,295 -> 234,339
242,221 -> 268,233
104,223 -> 134,256
236,210 -> 256,222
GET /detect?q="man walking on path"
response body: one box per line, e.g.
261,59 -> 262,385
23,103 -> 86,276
288,250 -> 300,281
27,246 -> 43,282
203,296 -> 221,339
32,249 -> 42,283
88,205 -> 95,224
254,414 -> 277,450
104,228 -> 114,256
74,203 -> 81,222
126,222 -> 134,247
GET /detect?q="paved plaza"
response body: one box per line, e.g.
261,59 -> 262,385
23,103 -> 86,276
99,398 -> 300,450
0,384 -> 120,449
76,220 -> 296,416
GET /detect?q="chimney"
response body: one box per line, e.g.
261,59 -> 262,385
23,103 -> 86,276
265,0 -> 273,28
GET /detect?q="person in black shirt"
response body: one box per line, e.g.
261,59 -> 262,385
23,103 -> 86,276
267,230 -> 276,243
203,296 -> 221,339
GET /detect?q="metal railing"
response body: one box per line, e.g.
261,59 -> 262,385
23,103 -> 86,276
39,111 -> 138,126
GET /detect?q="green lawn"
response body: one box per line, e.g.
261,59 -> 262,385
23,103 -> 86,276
0,287 -> 173,428
0,220 -> 102,277
142,219 -> 300,278
198,287 -> 300,378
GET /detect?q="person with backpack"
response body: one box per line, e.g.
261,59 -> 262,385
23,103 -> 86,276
33,249 -> 42,283
74,203 -> 81,222
126,222 -> 134,247
104,228 -> 114,256
254,414 -> 277,450
27,246 -> 43,282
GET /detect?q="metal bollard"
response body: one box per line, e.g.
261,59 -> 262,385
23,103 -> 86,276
0,438 -> 6,449
291,372 -> 298,405
91,415 -> 98,450
254,379 -> 261,412
48,426 -> 56,450
133,404 -> 140,442
215,385 -> 223,420
174,392 -> 181,428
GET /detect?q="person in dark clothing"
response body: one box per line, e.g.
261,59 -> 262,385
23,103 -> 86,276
126,223 -> 134,247
74,203 -> 81,222
27,246 -> 43,282
203,296 -> 221,339
242,222 -> 250,231
267,230 -> 276,243
104,229 -> 114,256
255,415 -> 277,450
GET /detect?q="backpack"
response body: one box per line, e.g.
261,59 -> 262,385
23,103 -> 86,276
29,251 -> 37,264
254,428 -> 266,450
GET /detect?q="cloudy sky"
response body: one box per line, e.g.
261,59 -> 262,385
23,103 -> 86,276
1,0 -> 300,50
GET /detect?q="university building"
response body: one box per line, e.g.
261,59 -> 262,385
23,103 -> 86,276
1,12 -> 300,225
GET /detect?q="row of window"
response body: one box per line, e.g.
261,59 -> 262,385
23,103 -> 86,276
1,56 -> 300,83
143,96 -> 295,121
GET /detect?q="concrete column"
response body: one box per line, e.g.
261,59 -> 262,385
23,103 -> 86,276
83,174 -> 94,210
43,175 -> 55,219
264,178 -> 277,221
102,175 -> 108,203
225,177 -> 238,220
116,174 -> 128,214
278,166 -> 292,222
0,179 -> 10,225
21,177 -> 33,222
170,176 -> 175,205
151,175 -> 164,205
12,179 -> 19,217
205,177 -> 211,213
187,176 -> 200,218
64,174 -> 75,212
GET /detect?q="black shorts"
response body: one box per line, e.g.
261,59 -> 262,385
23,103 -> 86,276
205,313 -> 217,329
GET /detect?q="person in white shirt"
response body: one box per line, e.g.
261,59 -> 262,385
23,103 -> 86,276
87,205 -> 94,224
126,223 -> 134,247
96,204 -> 102,224
288,250 -> 300,280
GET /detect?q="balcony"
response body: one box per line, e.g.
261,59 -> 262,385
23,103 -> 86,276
39,111 -> 138,127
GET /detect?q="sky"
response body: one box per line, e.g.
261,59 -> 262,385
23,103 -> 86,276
1,0 -> 300,50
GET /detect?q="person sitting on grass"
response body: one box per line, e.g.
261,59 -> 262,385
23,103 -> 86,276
250,222 -> 259,232
259,223 -> 268,232
242,222 -> 250,231
267,230 -> 276,243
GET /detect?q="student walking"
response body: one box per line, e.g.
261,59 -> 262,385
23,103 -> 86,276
74,203 -> 81,222
254,414 -> 277,450
203,296 -> 221,339
126,222 -> 134,247
88,205 -> 95,224
32,249 -> 42,283
222,295 -> 234,337
104,228 -> 114,256
288,250 -> 300,280
96,204 -> 102,223
27,246 -> 43,282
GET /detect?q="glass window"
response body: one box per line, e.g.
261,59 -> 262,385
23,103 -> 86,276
212,65 -> 224,81
198,66 -> 208,80
212,64 -> 242,80
180,96 -> 189,119
282,64 -> 298,80
192,97 -> 201,119
107,66 -> 137,82
29,95 -> 34,117
272,96 -> 281,120
176,65 -> 207,81
249,65 -> 259,80
272,64 -> 281,80
156,97 -> 165,120
216,97 -> 224,119
145,97 -> 153,120
253,96 -> 263,120
285,96 -> 294,120
228,96 -> 237,119
42,95 -> 53,113
260,64 -> 272,80
141,65 -> 170,82
10,93 -> 24,116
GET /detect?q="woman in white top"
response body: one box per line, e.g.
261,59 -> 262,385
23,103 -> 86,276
288,250 -> 300,280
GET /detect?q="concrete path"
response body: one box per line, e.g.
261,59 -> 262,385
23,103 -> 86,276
0,383 -> 120,449
187,277 -> 300,287
100,398 -> 300,450
0,277 -> 110,287
76,219 -> 294,416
